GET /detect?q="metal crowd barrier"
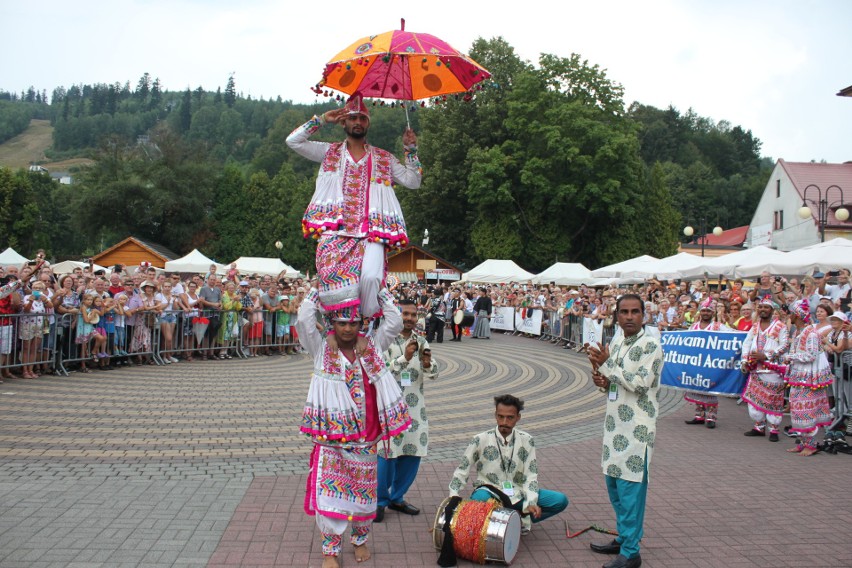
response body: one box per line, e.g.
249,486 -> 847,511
0,311 -> 55,377
54,312 -> 162,375
539,309 -> 561,342
829,350 -> 852,431
160,307 -> 300,361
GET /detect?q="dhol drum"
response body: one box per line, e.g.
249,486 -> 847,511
453,310 -> 476,327
432,496 -> 521,565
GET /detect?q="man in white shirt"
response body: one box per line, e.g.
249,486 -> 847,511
448,394 -> 568,535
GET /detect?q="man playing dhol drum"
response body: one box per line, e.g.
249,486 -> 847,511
448,394 -> 569,535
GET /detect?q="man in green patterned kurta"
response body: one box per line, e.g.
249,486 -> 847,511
375,298 -> 438,522
588,294 -> 663,568
448,395 -> 569,535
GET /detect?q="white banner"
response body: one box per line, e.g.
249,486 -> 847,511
490,307 -> 516,331
514,308 -> 543,336
426,269 -> 460,281
582,318 -> 603,345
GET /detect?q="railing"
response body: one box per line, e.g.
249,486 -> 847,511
0,311 -> 56,377
0,306 -> 303,378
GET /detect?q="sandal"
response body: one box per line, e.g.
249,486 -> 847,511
80,367 -> 90,373
225,354 -> 232,360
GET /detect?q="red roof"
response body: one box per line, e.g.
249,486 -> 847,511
779,160 -> 852,227
699,225 -> 749,246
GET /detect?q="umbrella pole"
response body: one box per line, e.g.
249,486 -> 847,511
405,102 -> 411,130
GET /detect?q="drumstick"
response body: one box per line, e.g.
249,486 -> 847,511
564,519 -> 618,539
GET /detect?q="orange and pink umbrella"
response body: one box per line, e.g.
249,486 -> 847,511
314,19 -> 491,103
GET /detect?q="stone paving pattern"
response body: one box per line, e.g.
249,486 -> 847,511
1,333 -> 850,567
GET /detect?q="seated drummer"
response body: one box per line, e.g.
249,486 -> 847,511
448,394 -> 569,534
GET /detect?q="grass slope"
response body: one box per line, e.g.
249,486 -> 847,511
0,119 -> 93,171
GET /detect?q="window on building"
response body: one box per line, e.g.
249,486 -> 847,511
774,210 -> 784,230
776,179 -> 781,198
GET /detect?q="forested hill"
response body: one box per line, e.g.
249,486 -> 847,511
0,38 -> 772,272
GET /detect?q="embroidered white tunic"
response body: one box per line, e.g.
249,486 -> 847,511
448,427 -> 539,509
285,116 -> 422,246
380,333 -> 438,458
598,330 -> 663,483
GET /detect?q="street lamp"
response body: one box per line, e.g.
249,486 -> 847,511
274,240 -> 283,258
683,219 -> 723,257
797,184 -> 848,243
422,229 -> 429,247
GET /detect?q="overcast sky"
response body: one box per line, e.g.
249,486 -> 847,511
2,0 -> 850,163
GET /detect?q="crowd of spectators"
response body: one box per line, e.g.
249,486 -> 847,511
2,251 -> 850,395
0,255 -> 309,380
387,269 -> 852,356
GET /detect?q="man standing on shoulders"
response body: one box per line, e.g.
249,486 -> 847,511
448,394 -> 569,535
740,297 -> 789,442
588,294 -> 663,568
286,92 -> 421,319
375,298 -> 438,522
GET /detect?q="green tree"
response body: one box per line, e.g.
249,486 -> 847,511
224,74 -> 236,108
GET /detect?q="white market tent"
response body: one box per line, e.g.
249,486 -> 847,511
0,247 -> 28,266
678,246 -> 789,279
591,255 -> 659,279
231,257 -> 301,278
737,238 -> 852,276
532,262 -> 597,286
165,249 -> 225,274
51,260 -> 108,274
639,252 -> 706,280
461,259 -> 535,284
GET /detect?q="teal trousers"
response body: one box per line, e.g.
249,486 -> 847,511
605,464 -> 648,559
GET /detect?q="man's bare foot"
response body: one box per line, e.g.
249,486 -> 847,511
322,554 -> 340,568
354,543 -> 371,563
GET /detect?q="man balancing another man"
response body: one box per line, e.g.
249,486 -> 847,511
448,394 -> 569,536
286,92 -> 421,319
297,286 -> 412,568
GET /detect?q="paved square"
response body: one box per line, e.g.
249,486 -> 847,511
1,334 -> 849,567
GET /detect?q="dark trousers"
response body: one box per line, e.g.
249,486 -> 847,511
426,316 -> 444,343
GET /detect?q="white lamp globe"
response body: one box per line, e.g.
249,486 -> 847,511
683,226 -> 694,237
835,207 -> 850,222
712,226 -> 723,237
798,206 -> 812,219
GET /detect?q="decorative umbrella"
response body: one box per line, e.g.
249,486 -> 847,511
192,316 -> 209,345
315,19 -> 491,122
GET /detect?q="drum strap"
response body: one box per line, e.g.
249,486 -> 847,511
477,484 -> 517,511
437,496 -> 463,567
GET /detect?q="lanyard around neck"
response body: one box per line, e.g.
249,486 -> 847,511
492,430 -> 516,473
